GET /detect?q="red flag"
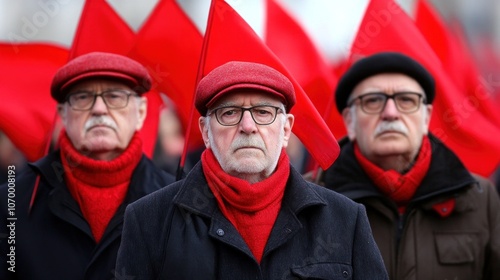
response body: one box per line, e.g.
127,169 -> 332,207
415,0 -> 500,125
349,0 -> 500,176
0,43 -> 68,161
130,0 -> 204,150
69,0 -> 135,58
200,0 -> 339,170
69,0 -> 159,158
264,0 -> 345,139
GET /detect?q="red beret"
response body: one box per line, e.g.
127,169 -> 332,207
195,61 -> 296,115
51,52 -> 152,103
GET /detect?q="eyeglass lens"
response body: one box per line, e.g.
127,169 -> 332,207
355,92 -> 424,114
214,105 -> 280,126
68,90 -> 133,110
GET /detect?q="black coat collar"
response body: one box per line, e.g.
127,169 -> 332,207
173,162 -> 327,218
324,134 -> 476,202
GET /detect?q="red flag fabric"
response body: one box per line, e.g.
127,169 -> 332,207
201,0 -> 339,170
0,43 -> 68,161
69,0 -> 135,58
415,0 -> 500,125
130,0 -> 204,150
69,0 -> 159,158
348,0 -> 500,176
264,0 -> 345,139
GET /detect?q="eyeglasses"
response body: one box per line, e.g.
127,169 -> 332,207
209,105 -> 283,126
347,92 -> 426,114
66,89 -> 137,111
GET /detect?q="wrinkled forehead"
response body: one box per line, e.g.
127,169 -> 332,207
209,90 -> 286,108
351,73 -> 425,97
67,78 -> 134,93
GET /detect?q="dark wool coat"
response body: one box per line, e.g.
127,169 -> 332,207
323,135 -> 500,280
0,151 -> 175,280
115,162 -> 389,280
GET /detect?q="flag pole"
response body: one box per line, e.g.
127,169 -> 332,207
176,0 -> 217,180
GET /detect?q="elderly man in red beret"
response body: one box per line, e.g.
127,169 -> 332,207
116,61 -> 389,279
0,52 -> 175,280
323,52 -> 500,280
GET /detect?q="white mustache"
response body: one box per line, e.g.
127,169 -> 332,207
84,116 -> 118,131
374,121 -> 408,136
231,136 -> 266,151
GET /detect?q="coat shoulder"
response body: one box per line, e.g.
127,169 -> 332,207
309,182 -> 363,210
297,181 -> 366,224
126,179 -> 183,214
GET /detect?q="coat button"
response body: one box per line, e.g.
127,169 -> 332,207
342,270 -> 349,278
216,228 -> 225,236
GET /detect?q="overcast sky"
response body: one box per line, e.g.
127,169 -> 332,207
0,0 -> 420,62
3,0 -> 494,62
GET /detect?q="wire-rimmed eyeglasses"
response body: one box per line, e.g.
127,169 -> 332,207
347,92 -> 426,114
66,89 -> 137,111
208,105 -> 283,126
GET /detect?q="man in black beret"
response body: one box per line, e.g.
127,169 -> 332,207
0,52 -> 175,280
116,60 -> 388,279
323,52 -> 500,280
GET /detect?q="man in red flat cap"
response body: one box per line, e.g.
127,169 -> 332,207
0,52 -> 175,280
116,61 -> 388,279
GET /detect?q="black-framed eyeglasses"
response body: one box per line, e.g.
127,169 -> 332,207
208,105 -> 283,126
347,92 -> 426,114
66,89 -> 137,111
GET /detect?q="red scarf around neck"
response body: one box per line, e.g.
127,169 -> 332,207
201,148 -> 290,263
354,136 -> 431,210
59,131 -> 143,243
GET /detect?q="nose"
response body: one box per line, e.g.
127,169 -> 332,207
380,98 -> 400,121
238,110 -> 257,134
90,95 -> 108,114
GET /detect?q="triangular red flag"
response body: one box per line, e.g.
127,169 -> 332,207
0,43 -> 68,161
415,0 -> 500,125
69,0 -> 135,58
349,0 -> 500,176
69,0 -> 159,158
264,0 -> 345,139
130,0 -> 204,150
200,0 -> 339,170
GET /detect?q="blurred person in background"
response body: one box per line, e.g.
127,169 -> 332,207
0,131 -> 27,184
153,105 -> 186,175
323,52 -> 500,280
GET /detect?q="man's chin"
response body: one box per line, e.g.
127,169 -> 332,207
233,161 -> 266,175
374,143 -> 408,156
234,148 -> 264,157
376,131 -> 405,140
86,127 -> 115,136
81,138 -> 120,153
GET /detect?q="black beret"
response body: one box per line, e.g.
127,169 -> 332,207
335,52 -> 435,113
195,61 -> 296,116
51,52 -> 152,103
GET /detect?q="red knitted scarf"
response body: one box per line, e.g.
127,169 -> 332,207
354,136 -> 431,211
59,131 -> 142,243
201,148 -> 290,263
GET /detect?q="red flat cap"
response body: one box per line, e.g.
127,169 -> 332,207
51,52 -> 152,103
195,61 -> 296,115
